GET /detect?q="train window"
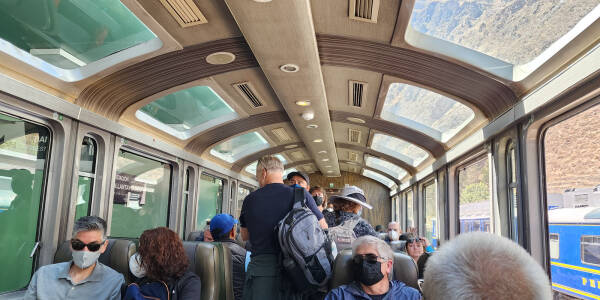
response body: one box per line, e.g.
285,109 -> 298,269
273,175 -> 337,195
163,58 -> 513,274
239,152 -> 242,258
543,104 -> 600,298
506,141 -> 520,242
236,186 -> 251,219
365,155 -> 407,180
409,1 -> 600,79
136,86 -> 238,140
424,182 -> 437,247
381,83 -> 474,142
0,113 -> 50,293
581,236 -> 600,266
0,1 -> 160,81
362,169 -> 396,189
110,150 -> 171,238
74,136 -> 97,222
406,190 -> 414,229
549,234 -> 560,260
196,173 -> 223,229
245,154 -> 288,175
371,133 -> 429,167
458,156 -> 491,233
210,131 -> 271,163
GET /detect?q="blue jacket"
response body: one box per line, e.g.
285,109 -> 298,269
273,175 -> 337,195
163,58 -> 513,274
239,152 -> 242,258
325,280 -> 421,300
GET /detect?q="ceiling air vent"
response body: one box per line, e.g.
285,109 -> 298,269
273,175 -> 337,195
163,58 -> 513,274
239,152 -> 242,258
348,128 -> 362,143
233,82 -> 263,108
349,80 -> 367,108
159,0 -> 208,27
349,0 -> 380,23
348,151 -> 359,162
290,151 -> 305,161
271,127 -> 292,142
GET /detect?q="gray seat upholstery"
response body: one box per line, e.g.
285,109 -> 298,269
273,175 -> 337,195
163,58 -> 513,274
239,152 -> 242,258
329,249 -> 419,290
54,239 -> 136,283
182,241 -> 234,300
390,240 -> 407,253
187,231 -> 203,241
377,232 -> 387,240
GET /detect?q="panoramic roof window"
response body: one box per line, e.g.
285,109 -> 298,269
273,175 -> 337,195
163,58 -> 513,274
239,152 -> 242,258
136,86 -> 238,140
0,0 -> 160,81
245,154 -> 288,174
365,156 -> 407,180
409,0 -> 600,78
362,169 -> 396,189
371,133 -> 429,166
381,83 -> 474,142
210,132 -> 271,163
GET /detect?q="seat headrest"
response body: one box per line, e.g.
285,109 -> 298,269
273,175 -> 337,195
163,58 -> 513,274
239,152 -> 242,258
183,241 -> 232,300
187,231 -> 203,241
329,249 -> 419,290
390,240 -> 407,253
54,239 -> 136,283
378,232 -> 387,240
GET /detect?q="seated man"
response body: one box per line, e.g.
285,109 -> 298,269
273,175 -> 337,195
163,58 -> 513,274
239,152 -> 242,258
24,216 -> 124,300
325,236 -> 420,300
422,232 -> 552,300
385,222 -> 401,242
210,214 -> 246,300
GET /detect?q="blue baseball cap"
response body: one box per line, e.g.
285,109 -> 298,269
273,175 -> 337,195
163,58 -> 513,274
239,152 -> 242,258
210,214 -> 238,239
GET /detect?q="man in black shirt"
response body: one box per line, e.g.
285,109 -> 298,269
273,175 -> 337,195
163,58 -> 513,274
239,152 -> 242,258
240,155 -> 327,300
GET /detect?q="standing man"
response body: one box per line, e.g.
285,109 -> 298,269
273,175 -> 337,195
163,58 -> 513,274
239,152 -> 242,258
309,185 -> 326,212
286,171 -> 310,190
240,156 -> 327,300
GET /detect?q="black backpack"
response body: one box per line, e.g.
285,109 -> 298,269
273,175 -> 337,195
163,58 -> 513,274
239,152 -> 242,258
276,188 -> 334,290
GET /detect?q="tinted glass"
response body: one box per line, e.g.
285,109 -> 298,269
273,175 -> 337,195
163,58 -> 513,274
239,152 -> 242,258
210,132 -> 271,163
0,0 -> 156,69
371,133 -> 429,167
458,156 -> 491,233
362,169 -> 395,189
0,113 -> 50,293
365,156 -> 407,180
424,183 -> 437,246
196,174 -> 223,229
110,150 -> 171,238
236,186 -> 251,219
544,104 -> 600,298
74,176 -> 93,221
79,136 -> 96,173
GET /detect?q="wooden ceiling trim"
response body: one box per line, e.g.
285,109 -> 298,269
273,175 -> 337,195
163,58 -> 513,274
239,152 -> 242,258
336,142 -> 416,175
331,110 -> 445,157
317,34 -> 517,118
76,37 -> 257,120
230,143 -> 307,173
185,111 -> 290,155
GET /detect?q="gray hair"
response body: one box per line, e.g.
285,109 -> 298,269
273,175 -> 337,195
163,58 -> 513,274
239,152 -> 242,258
388,221 -> 399,228
72,216 -> 107,240
423,232 -> 552,300
352,235 -> 394,261
257,155 -> 284,173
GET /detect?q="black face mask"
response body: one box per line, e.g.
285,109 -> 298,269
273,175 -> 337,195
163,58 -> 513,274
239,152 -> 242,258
352,255 -> 385,286
313,195 -> 324,206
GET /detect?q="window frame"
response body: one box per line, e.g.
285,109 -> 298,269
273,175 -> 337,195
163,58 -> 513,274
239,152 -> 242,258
581,235 -> 600,267
549,233 -> 560,260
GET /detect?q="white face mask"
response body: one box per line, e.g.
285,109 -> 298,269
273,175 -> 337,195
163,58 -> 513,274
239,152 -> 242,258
129,253 -> 146,278
388,230 -> 400,241
72,250 -> 101,269
326,207 -> 334,212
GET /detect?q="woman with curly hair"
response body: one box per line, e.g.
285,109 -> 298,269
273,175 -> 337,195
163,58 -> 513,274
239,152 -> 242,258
125,227 -> 201,299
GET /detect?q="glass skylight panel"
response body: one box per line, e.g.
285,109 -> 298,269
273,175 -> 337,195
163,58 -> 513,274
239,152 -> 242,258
371,133 -> 429,166
410,1 -> 600,68
210,132 -> 271,163
362,169 -> 395,189
0,0 -> 161,81
381,83 -> 474,142
245,154 -> 287,174
365,156 -> 407,180
136,86 -> 238,140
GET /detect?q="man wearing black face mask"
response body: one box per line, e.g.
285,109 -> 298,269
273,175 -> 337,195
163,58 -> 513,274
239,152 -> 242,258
324,236 -> 420,300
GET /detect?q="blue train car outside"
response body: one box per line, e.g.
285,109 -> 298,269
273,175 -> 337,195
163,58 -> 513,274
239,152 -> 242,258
549,207 -> 600,299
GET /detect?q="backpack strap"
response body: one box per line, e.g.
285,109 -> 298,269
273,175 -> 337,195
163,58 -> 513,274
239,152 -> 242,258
293,187 -> 306,207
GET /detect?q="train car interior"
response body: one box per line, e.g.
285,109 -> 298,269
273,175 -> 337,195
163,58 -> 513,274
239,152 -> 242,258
1,0 -> 600,299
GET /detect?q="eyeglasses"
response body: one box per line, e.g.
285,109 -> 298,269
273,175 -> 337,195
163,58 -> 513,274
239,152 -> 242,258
71,239 -> 105,252
407,238 -> 423,244
352,253 -> 384,264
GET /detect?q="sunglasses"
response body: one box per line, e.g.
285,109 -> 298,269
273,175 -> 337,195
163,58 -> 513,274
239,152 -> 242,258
352,253 -> 382,264
407,238 -> 423,244
71,239 -> 105,252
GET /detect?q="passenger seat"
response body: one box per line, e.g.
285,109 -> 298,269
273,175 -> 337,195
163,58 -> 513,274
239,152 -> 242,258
182,241 -> 234,300
54,239 -> 136,283
329,249 -> 419,290
390,240 -> 407,253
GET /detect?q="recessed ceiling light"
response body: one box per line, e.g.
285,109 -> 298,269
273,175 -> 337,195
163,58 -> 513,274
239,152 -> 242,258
322,158 -> 329,162
253,0 -> 272,2
318,150 -> 327,154
280,64 -> 299,73
306,124 -> 318,129
284,144 -> 298,149
313,139 -> 323,143
301,111 -> 314,121
347,117 -> 366,124
325,165 -> 332,168
295,100 -> 311,107
206,52 -> 236,65
327,170 -> 333,173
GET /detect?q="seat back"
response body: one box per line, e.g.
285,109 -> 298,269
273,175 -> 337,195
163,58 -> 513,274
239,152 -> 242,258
187,231 -> 202,241
329,249 -> 419,290
182,241 -> 233,300
390,240 -> 407,253
54,239 -> 136,283
377,232 -> 387,240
